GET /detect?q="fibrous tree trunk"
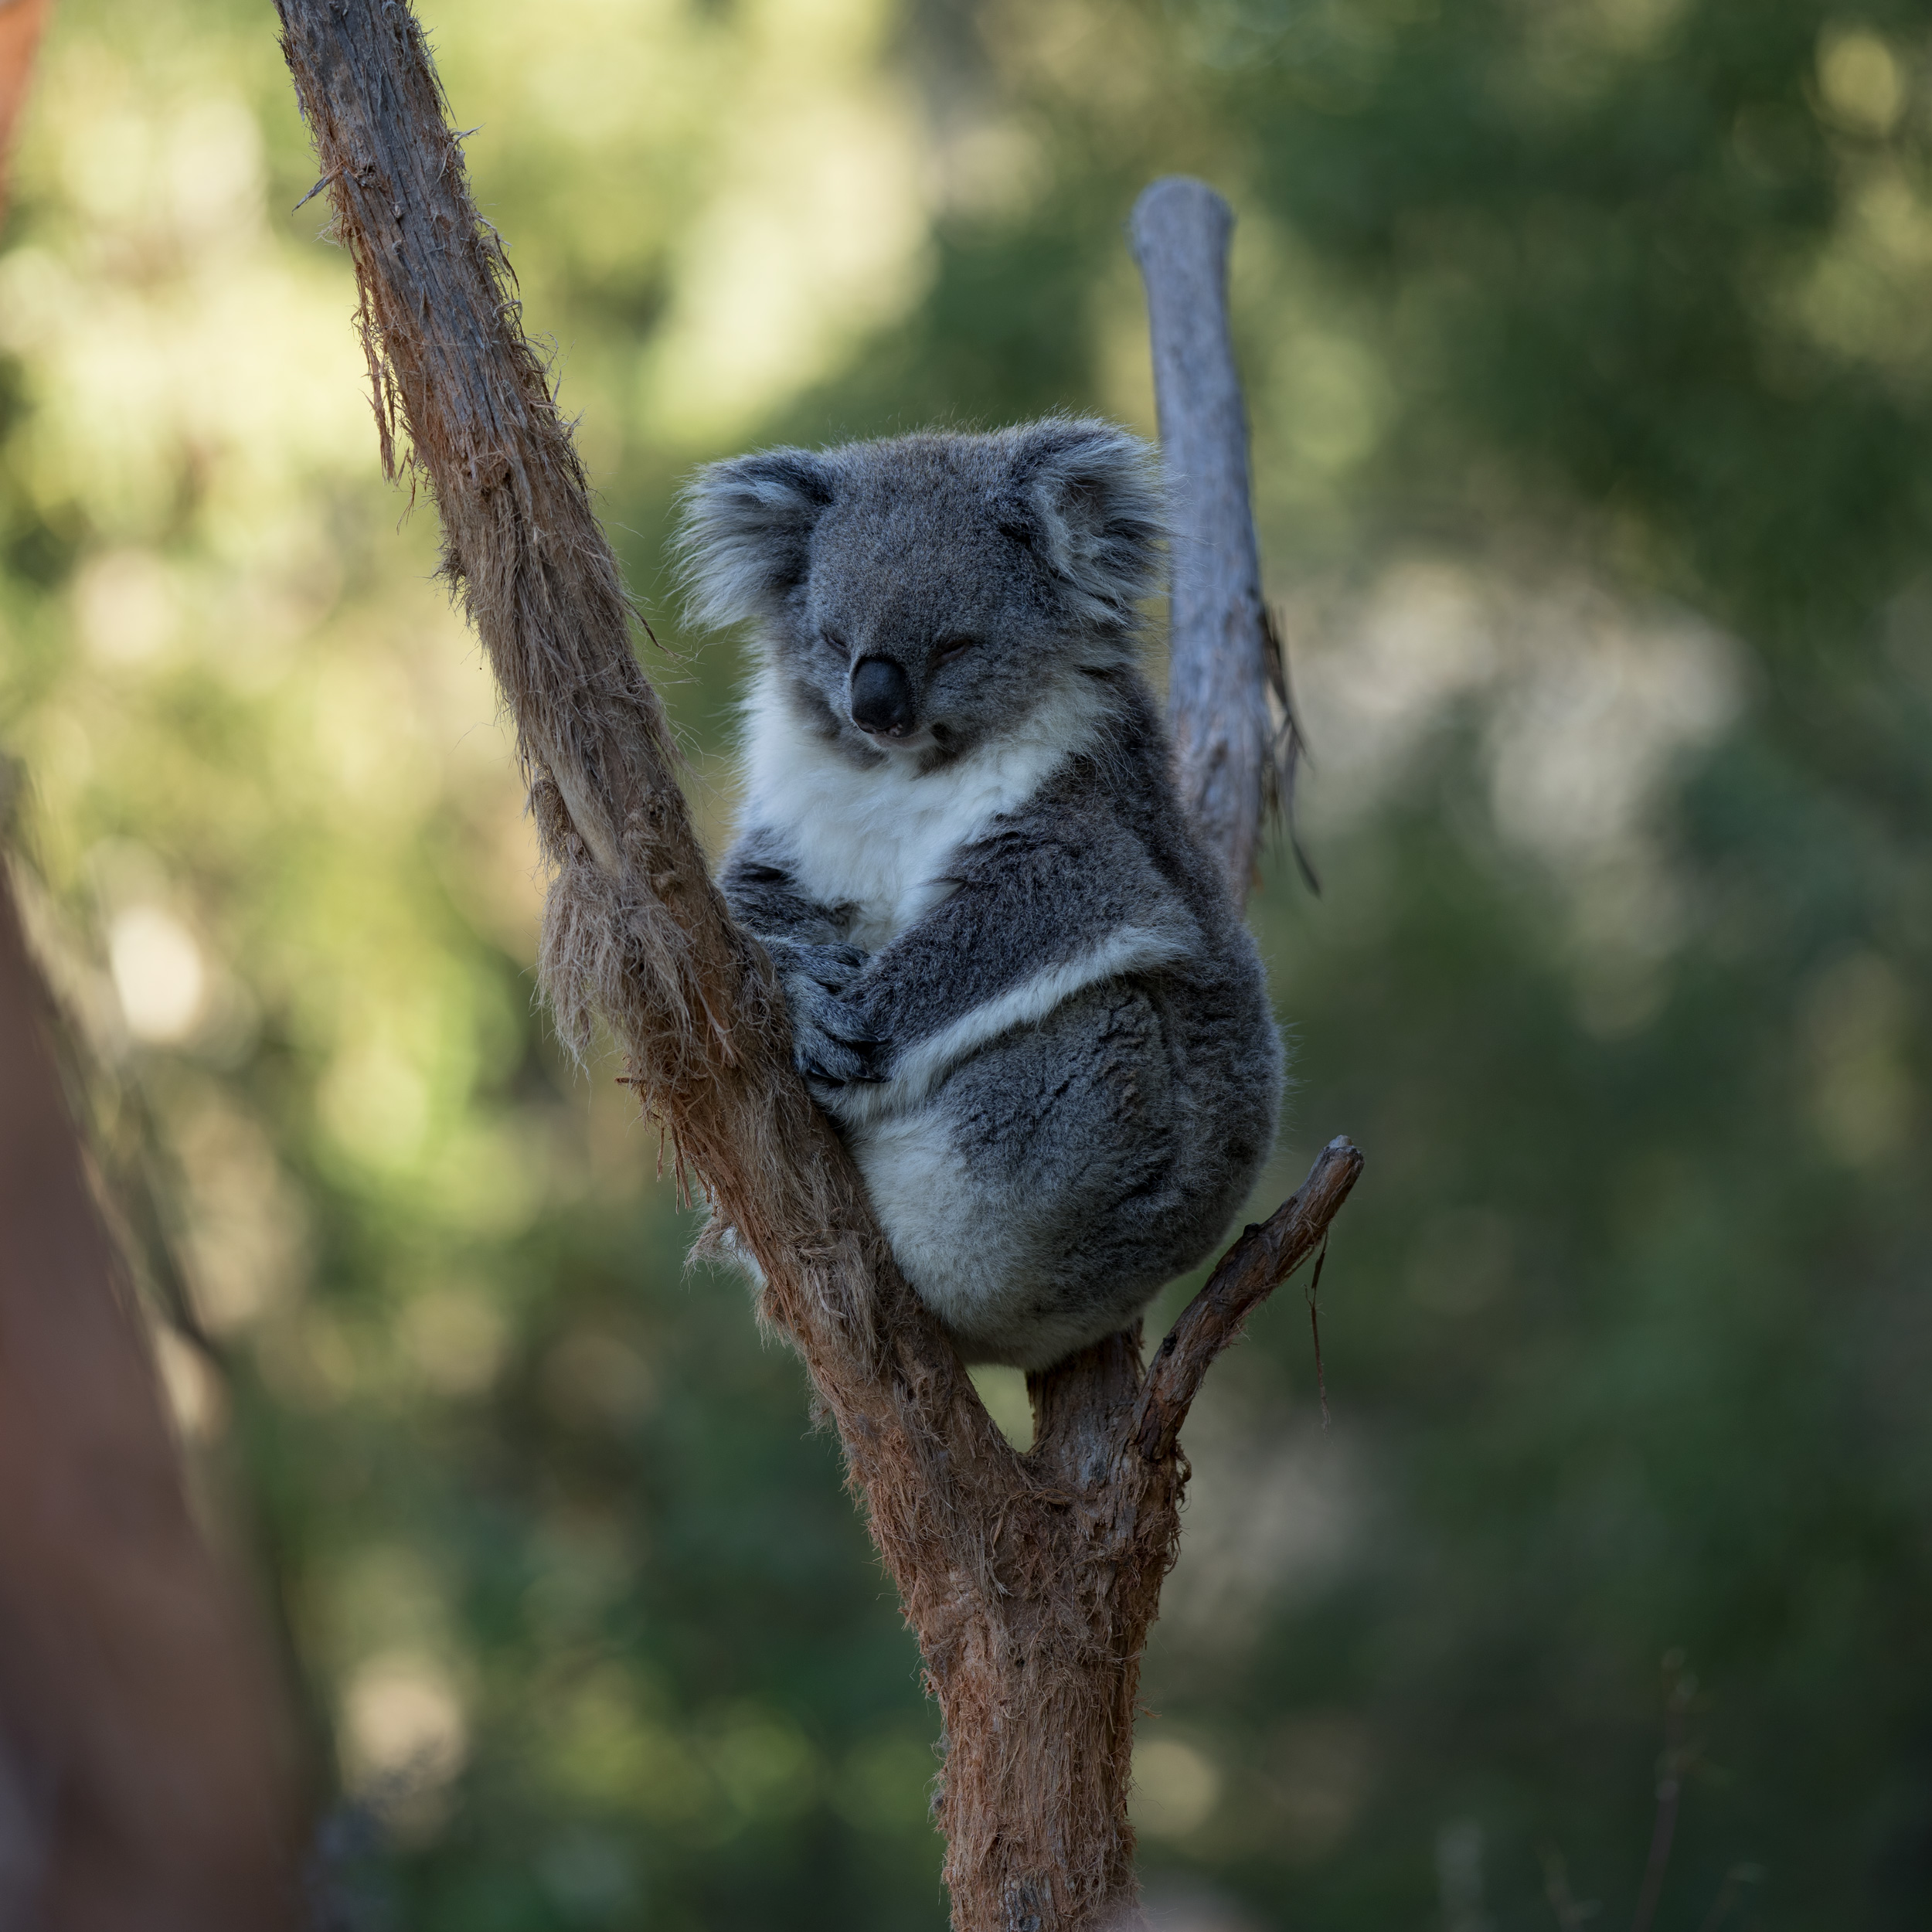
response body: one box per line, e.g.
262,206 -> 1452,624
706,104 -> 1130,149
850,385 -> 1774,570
274,9 -> 1362,1927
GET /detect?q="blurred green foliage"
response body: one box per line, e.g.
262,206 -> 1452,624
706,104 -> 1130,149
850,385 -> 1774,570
1,0 -> 1928,1926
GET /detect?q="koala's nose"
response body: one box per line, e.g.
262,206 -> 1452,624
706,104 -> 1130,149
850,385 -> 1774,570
849,657 -> 917,738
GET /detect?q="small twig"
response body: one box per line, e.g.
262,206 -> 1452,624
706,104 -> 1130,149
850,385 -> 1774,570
1131,1135 -> 1363,1461
1263,604 -> 1321,896
1306,1229 -> 1330,1429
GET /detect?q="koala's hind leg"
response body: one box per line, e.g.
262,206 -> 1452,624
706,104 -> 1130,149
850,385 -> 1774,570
852,1104 -> 1043,1357
852,983 -> 1210,1370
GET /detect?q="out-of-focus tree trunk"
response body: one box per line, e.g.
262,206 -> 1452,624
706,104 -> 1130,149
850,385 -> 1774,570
0,19 -> 305,1919
0,854 -> 303,1929
0,0 -> 51,217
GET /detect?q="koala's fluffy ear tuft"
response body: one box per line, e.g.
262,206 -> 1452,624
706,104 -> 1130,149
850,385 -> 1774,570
1005,418 -> 1165,623
675,449 -> 836,630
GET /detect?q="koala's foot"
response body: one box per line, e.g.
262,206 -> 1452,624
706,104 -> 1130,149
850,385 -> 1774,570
765,940 -> 886,1095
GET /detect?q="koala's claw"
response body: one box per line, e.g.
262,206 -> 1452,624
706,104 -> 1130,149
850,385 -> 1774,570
839,1036 -> 890,1083
766,937 -> 866,994
794,1017 -> 889,1090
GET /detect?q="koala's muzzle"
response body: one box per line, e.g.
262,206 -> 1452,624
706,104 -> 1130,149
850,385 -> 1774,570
849,657 -> 917,739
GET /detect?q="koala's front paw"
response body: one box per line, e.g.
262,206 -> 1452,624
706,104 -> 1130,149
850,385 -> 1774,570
765,940 -> 888,1097
765,937 -> 865,995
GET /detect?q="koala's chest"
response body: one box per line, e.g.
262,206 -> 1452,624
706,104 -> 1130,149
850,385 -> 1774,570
743,682 -> 1080,951
776,770 -> 977,950
745,722 -> 1054,951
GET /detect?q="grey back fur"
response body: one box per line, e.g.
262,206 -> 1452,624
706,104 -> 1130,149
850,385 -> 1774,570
679,418 -> 1282,1371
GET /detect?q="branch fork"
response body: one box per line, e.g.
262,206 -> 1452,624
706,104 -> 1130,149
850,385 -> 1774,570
274,8 -> 1362,1923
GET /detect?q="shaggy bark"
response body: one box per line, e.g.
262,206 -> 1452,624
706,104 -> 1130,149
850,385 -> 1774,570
275,11 -> 1362,1927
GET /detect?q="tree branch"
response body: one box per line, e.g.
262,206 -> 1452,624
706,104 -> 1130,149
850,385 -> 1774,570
1131,176 -> 1277,903
1124,181 -> 1359,1454
1131,1135 -> 1364,1463
271,0 -> 998,1494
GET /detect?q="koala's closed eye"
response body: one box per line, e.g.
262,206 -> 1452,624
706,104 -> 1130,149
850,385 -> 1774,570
821,627 -> 852,658
933,636 -> 975,667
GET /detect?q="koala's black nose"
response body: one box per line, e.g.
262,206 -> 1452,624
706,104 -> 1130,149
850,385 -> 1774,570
849,657 -> 917,738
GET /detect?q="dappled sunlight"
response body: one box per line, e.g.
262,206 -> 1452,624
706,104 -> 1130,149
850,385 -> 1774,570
108,903 -> 206,1042
1285,557 -> 1745,1033
1801,951 -> 1919,1167
1131,1737 -> 1223,1842
643,74 -> 934,440
341,1650 -> 471,1841
1818,24 -> 1907,139
175,1090 -> 311,1332
1159,1399 -> 1367,1653
1293,560 -> 1742,857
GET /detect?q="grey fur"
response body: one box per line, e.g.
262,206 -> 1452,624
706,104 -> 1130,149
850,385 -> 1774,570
679,419 -> 1283,1371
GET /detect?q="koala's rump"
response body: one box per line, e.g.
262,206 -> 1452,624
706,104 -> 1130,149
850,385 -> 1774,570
849,975 -> 1270,1369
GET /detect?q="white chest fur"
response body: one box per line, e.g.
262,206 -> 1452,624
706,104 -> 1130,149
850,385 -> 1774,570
739,673 -> 1097,951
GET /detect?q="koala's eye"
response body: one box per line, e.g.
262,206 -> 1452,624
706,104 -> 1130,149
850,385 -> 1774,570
821,627 -> 851,658
933,635 -> 975,667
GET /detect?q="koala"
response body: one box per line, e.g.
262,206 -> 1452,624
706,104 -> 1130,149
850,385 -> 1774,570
678,418 -> 1284,1372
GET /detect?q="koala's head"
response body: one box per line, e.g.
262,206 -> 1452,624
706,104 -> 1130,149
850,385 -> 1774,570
676,419 -> 1163,764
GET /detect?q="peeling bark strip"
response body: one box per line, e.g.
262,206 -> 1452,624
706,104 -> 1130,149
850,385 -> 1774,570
275,9 -> 1360,1926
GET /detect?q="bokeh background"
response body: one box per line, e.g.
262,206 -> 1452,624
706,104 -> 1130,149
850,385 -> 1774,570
2,0 -> 1928,1926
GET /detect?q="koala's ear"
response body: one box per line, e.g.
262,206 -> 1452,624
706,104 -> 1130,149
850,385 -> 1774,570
1003,418 -> 1165,621
675,448 -> 835,629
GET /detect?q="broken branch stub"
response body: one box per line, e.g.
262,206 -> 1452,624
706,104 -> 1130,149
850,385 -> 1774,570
1130,176 -> 1277,906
